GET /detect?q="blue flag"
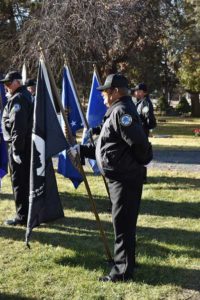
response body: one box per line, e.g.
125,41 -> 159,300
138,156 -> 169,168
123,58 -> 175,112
0,81 -> 8,188
58,66 -> 83,188
82,70 -> 107,174
26,59 -> 67,244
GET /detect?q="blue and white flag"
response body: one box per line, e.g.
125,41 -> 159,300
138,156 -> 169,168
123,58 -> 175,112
0,81 -> 8,188
82,69 -> 107,174
58,66 -> 84,188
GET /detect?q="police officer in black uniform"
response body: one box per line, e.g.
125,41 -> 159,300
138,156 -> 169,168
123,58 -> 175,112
133,83 -> 156,137
25,78 -> 36,102
132,83 -> 156,183
1,71 -> 33,225
69,74 -> 150,282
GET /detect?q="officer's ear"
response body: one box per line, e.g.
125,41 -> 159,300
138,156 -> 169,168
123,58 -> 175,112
115,88 -> 119,94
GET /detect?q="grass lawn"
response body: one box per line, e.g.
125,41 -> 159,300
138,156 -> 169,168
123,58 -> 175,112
151,117 -> 200,150
0,117 -> 200,300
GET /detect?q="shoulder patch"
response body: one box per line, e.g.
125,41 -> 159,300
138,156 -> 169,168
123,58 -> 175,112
13,103 -> 21,113
120,114 -> 133,127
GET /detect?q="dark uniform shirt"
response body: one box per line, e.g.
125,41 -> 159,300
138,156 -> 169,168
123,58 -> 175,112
1,86 -> 33,155
135,95 -> 156,136
81,96 -> 149,181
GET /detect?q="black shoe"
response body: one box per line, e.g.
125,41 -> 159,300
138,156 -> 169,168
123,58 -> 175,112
99,275 -> 132,282
99,275 -> 116,282
4,218 -> 27,226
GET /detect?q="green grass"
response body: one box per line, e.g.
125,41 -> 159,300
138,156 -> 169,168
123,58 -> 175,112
0,117 -> 200,299
0,169 -> 200,300
151,117 -> 200,150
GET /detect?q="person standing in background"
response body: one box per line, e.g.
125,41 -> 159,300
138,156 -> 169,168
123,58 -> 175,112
132,83 -> 156,183
1,71 -> 33,225
25,78 -> 36,102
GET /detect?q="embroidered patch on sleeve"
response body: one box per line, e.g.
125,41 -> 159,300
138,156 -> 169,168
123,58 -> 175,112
120,114 -> 133,127
13,103 -> 21,113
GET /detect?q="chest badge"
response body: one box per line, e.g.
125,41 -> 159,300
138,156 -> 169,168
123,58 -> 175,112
120,114 -> 132,126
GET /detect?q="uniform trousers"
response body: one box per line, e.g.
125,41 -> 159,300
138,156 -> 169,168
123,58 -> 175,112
8,144 -> 30,222
107,171 -> 143,280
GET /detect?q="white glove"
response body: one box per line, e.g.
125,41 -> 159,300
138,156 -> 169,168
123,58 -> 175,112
142,106 -> 149,116
67,144 -> 80,158
13,153 -> 22,164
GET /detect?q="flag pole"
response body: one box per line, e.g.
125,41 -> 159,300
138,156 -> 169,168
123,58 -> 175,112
65,59 -> 111,201
93,64 -> 112,200
38,43 -> 112,261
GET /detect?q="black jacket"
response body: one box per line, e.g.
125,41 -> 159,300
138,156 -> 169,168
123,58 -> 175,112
81,96 -> 149,181
1,86 -> 33,155
135,95 -> 156,136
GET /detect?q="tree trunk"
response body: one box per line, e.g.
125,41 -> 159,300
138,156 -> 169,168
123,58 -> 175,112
191,93 -> 200,117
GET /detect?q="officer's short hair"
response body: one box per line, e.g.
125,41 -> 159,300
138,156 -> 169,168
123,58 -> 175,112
16,79 -> 23,85
26,79 -> 36,87
117,87 -> 129,96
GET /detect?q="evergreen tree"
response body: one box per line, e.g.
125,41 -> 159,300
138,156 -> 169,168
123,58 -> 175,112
156,95 -> 169,114
176,96 -> 191,114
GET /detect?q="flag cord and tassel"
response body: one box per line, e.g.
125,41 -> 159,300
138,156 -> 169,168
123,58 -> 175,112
38,43 -> 112,261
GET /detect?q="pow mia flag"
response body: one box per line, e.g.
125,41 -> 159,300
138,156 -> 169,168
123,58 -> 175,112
26,59 -> 67,245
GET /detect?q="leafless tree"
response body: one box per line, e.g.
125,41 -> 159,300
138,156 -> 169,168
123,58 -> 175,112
13,0 -> 168,86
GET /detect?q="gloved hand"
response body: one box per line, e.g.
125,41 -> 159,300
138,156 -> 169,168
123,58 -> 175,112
67,144 -> 80,159
142,105 -> 149,117
13,153 -> 22,164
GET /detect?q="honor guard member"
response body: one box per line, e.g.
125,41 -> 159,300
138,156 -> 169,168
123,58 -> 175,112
25,78 -> 36,102
69,74 -> 151,282
133,83 -> 156,183
1,71 -> 33,225
133,83 -> 156,137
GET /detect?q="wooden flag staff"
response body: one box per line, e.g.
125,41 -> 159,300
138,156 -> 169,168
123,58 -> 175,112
38,43 -> 112,261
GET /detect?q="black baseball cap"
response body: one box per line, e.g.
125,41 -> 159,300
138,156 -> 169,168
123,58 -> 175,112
134,83 -> 147,92
0,71 -> 22,83
97,74 -> 129,91
26,78 -> 36,87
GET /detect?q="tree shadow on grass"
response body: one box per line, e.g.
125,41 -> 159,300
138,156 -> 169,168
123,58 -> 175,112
0,193 -> 14,201
140,199 -> 200,219
0,216 -> 113,253
60,189 -> 199,219
134,263 -> 200,291
1,219 -> 199,251
137,226 -> 200,250
60,191 -> 110,214
1,220 -> 200,291
147,176 -> 200,189
0,294 -> 36,300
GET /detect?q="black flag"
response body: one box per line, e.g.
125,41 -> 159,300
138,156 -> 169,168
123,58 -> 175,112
26,59 -> 67,244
